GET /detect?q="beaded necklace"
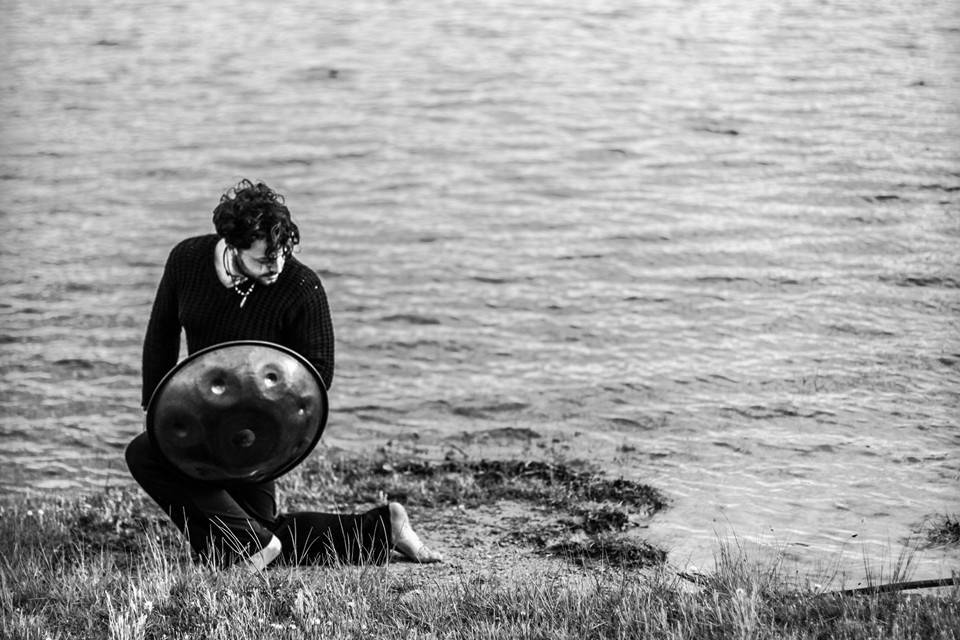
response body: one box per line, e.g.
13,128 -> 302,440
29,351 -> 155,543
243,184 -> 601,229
232,278 -> 256,308
222,246 -> 256,308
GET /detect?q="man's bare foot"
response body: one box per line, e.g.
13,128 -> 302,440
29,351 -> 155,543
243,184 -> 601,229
390,502 -> 442,563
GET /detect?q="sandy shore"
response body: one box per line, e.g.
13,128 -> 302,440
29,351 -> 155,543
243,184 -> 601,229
282,432 -> 669,577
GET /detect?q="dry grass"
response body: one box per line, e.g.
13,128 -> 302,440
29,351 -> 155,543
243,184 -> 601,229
2,452 -> 958,639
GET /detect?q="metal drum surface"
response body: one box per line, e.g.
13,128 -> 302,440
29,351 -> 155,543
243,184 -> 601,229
146,341 -> 328,485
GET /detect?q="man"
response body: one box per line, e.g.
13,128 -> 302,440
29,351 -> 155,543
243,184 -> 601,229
126,179 -> 441,570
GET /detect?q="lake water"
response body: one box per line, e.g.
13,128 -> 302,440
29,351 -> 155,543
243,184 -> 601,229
1,0 -> 958,586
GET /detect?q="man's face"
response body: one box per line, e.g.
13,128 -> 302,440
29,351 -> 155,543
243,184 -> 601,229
236,238 -> 286,285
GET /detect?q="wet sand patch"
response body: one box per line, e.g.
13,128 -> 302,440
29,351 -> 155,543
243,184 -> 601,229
285,451 -> 668,571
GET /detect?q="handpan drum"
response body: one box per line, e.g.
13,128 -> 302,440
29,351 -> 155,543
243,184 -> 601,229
146,341 -> 328,485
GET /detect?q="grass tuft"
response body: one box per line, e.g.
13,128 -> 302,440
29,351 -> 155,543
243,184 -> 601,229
922,514 -> 960,548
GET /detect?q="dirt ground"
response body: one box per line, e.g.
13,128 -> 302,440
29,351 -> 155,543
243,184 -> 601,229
276,428 -> 674,590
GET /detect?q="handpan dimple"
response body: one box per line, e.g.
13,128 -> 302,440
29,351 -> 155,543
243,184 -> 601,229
146,341 -> 328,485
233,429 -> 256,448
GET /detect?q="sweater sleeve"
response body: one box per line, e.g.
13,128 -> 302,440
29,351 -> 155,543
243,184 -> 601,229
285,280 -> 335,389
141,249 -> 182,409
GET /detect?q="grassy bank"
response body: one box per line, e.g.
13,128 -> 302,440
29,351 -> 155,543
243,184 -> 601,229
2,451 -> 958,639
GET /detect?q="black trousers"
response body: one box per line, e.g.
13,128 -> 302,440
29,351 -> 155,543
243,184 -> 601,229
125,432 -> 392,567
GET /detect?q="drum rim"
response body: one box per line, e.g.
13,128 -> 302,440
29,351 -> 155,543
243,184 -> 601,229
145,340 -> 329,485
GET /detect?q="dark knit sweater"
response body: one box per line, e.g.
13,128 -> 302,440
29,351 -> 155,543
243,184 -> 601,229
141,234 -> 334,408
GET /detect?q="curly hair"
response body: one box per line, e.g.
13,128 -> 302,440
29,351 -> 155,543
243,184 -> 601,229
212,179 -> 300,259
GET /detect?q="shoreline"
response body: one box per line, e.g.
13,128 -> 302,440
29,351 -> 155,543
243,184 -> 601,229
3,446 -> 959,638
4,437 -> 958,579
